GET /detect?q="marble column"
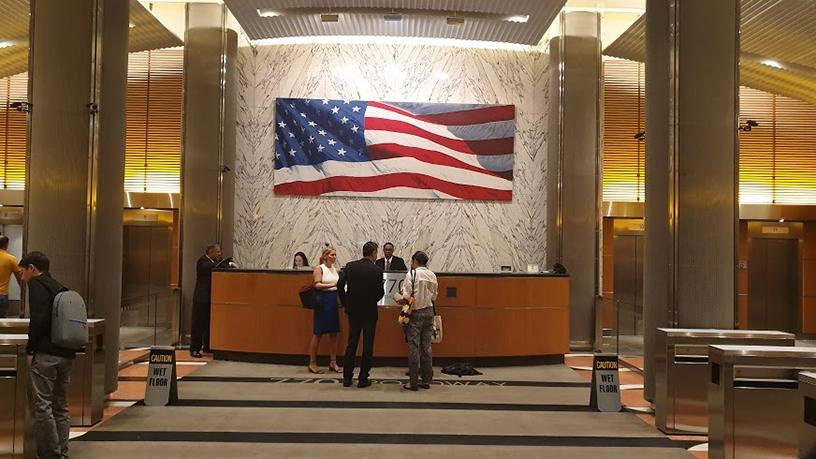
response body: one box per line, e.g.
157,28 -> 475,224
547,11 -> 602,349
643,0 -> 739,401
26,0 -> 128,393
180,3 -> 237,343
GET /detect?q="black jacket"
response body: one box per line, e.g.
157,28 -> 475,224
193,255 -> 220,303
338,258 -> 384,322
27,273 -> 74,358
375,256 -> 407,272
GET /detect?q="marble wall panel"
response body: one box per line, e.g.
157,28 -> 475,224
234,42 -> 550,272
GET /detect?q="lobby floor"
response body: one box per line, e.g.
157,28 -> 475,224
67,353 -> 702,458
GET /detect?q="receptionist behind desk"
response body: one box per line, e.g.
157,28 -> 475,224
375,242 -> 407,271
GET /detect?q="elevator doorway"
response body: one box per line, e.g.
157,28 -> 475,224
747,222 -> 801,334
611,219 -> 645,354
120,210 -> 179,348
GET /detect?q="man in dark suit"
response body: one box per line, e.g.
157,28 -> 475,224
375,242 -> 407,271
191,244 -> 234,358
338,241 -> 385,388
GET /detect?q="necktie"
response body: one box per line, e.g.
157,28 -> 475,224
386,260 -> 390,271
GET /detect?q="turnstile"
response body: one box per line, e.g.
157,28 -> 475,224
655,328 -> 795,434
0,318 -> 106,426
0,334 -> 32,458
709,345 -> 816,459
800,372 -> 816,458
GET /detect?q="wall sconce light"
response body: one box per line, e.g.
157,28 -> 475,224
446,16 -> 465,25
738,119 -> 759,131
384,13 -> 402,22
321,13 -> 340,22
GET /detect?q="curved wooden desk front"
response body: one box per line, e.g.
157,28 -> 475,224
210,270 -> 570,362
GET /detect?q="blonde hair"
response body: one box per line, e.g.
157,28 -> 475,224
319,247 -> 336,265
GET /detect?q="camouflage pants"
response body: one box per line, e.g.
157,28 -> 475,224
406,307 -> 434,386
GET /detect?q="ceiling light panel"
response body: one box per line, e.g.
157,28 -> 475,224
225,0 -> 566,46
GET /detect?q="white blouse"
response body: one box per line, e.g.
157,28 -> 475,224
320,264 -> 339,291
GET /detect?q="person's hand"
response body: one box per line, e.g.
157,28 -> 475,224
393,293 -> 404,303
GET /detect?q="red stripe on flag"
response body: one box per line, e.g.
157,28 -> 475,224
364,118 -> 513,156
368,101 -> 515,126
273,173 -> 512,201
367,144 -> 513,181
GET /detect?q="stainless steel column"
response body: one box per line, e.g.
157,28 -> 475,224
546,11 -> 602,349
26,0 -> 128,394
180,4 -> 237,343
643,0 -> 740,401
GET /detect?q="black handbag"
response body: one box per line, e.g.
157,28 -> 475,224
299,285 -> 322,310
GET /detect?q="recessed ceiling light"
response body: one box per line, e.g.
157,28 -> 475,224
384,13 -> 402,22
446,16 -> 464,25
257,9 -> 282,17
0,41 -> 14,49
760,59 -> 783,69
128,21 -> 135,28
321,13 -> 340,23
505,15 -> 529,23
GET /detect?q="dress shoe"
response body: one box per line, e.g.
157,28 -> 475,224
357,379 -> 372,388
190,350 -> 203,358
402,384 -> 418,391
343,379 -> 352,387
419,384 -> 431,390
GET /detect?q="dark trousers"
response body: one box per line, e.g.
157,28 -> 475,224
191,300 -> 211,352
0,295 -> 8,318
343,316 -> 377,381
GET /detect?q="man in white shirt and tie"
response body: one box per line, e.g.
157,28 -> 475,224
375,242 -> 407,271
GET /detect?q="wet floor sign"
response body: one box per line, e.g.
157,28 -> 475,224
144,346 -> 178,406
589,353 -> 621,412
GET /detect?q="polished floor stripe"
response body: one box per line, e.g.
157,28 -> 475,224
178,375 -> 591,388
74,431 -> 695,449
149,398 -> 594,412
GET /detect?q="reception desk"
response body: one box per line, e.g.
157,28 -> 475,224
210,269 -> 570,363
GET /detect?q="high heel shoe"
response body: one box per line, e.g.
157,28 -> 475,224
308,365 -> 323,374
328,362 -> 342,373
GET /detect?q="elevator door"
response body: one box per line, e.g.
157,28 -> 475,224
121,225 -> 173,347
613,233 -> 644,336
748,238 -> 798,333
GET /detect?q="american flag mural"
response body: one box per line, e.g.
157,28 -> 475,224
273,98 -> 516,201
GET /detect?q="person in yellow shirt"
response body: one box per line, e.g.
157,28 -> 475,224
0,236 -> 21,318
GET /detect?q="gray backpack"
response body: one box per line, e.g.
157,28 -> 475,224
51,290 -> 88,350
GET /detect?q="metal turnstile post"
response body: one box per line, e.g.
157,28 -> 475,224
655,328 -> 794,434
0,334 -> 33,458
709,345 -> 816,459
0,318 -> 106,426
800,372 -> 816,457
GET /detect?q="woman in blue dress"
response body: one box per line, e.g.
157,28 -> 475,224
309,247 -> 341,374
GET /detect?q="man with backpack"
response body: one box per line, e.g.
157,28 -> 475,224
20,251 -> 78,459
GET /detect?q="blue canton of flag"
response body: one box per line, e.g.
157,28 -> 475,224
274,98 -> 368,168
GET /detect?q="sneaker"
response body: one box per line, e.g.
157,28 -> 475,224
357,379 -> 372,388
402,384 -> 418,391
343,379 -> 352,387
419,384 -> 431,389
